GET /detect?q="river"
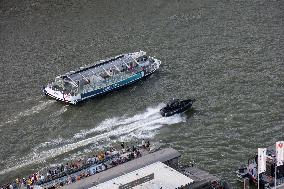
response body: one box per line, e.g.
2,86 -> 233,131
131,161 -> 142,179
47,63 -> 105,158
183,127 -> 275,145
0,0 -> 283,187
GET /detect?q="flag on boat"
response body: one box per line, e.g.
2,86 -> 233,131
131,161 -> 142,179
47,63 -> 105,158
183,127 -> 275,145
258,148 -> 267,174
276,141 -> 284,166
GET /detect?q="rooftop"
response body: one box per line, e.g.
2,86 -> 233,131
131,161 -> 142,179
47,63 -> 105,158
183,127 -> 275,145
65,54 -> 130,82
61,148 -> 181,189
90,161 -> 194,189
60,51 -> 146,83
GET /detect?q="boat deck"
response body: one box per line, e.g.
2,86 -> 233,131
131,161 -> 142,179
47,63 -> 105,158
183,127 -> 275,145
65,53 -> 142,83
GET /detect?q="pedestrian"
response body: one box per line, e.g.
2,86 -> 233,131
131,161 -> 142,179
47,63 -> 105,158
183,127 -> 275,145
126,146 -> 130,152
142,139 -> 145,148
121,142 -> 125,149
132,146 -> 137,152
146,141 -> 150,148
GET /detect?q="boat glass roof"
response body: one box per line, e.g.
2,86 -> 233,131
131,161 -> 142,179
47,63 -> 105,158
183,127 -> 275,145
62,54 -> 137,82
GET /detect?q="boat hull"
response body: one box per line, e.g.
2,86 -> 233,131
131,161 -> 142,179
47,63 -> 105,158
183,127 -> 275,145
81,71 -> 143,99
44,70 -> 155,104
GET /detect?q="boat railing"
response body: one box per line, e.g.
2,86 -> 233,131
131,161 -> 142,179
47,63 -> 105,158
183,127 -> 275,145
50,85 -> 63,92
51,65 -> 144,94
81,68 -> 143,93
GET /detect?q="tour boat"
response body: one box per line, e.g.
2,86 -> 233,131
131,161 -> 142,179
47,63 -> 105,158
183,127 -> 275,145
43,51 -> 161,104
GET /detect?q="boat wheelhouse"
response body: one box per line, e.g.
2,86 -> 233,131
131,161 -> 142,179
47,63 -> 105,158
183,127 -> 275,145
43,51 -> 161,104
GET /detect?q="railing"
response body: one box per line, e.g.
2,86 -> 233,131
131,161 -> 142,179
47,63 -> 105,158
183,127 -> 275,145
82,68 -> 143,93
37,154 -> 119,187
276,177 -> 284,186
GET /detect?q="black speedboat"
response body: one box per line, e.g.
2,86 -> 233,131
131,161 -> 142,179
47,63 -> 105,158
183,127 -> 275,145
160,99 -> 195,117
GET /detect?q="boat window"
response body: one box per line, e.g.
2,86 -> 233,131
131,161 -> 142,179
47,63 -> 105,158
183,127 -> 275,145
100,72 -> 109,79
53,78 -> 64,90
63,82 -> 74,93
52,85 -> 62,91
140,55 -> 148,61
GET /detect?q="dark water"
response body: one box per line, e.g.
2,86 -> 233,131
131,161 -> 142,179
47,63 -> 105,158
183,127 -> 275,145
0,0 -> 283,187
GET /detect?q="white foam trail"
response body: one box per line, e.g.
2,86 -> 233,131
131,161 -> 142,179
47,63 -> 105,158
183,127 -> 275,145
50,105 -> 68,117
17,100 -> 55,117
74,104 -> 166,139
2,100 -> 55,126
0,104 -> 186,175
32,137 -> 71,153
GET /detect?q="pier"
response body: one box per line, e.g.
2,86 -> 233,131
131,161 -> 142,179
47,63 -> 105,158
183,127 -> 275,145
58,148 -> 227,189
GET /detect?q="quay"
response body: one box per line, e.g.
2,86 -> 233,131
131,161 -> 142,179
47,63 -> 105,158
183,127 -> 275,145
2,145 -> 228,189
59,148 -> 228,189
237,143 -> 284,189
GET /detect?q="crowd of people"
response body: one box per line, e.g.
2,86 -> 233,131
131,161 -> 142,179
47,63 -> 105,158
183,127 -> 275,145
1,140 -> 151,189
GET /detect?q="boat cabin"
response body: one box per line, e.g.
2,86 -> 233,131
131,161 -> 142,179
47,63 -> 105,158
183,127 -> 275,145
49,52 -> 153,96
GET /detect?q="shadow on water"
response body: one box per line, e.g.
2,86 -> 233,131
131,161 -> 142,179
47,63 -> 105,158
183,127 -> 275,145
184,108 -> 198,119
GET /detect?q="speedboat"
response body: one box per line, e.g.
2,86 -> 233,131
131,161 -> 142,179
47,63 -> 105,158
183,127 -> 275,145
160,99 -> 195,117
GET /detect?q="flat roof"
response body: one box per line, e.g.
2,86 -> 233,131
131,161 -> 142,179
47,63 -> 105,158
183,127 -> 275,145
61,51 -> 146,83
65,54 -> 131,82
90,162 -> 194,189
61,148 -> 181,189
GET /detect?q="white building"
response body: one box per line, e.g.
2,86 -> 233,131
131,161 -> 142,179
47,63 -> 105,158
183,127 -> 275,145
90,161 -> 194,189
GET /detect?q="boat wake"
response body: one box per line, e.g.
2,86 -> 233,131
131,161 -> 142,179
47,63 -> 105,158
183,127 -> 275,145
0,100 -> 56,127
0,104 -> 186,175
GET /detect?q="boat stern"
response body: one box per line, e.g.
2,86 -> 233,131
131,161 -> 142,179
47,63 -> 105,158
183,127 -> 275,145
43,85 -> 79,104
153,57 -> 161,68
